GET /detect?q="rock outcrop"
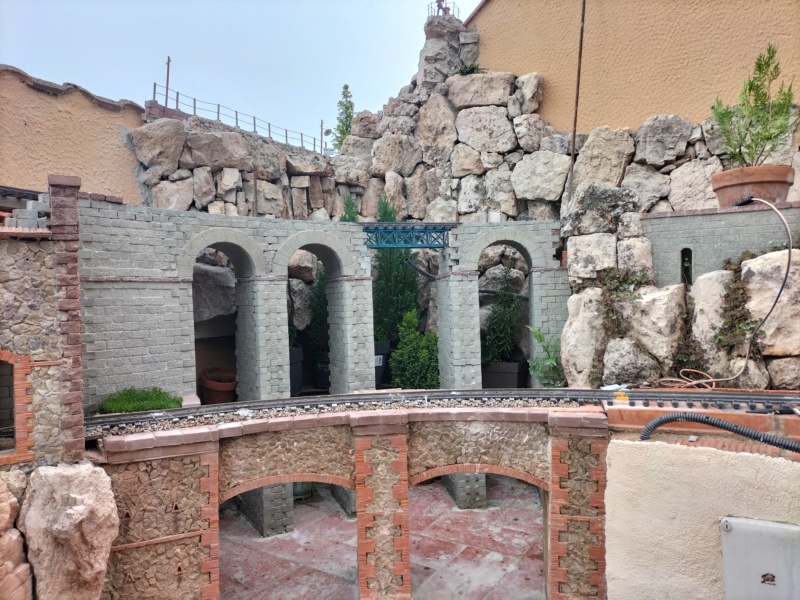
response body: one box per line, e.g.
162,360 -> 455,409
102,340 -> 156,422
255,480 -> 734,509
19,463 -> 119,600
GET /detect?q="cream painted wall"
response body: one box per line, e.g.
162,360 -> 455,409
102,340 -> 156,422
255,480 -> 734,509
468,0 -> 800,131
0,68 -> 143,203
606,440 -> 800,600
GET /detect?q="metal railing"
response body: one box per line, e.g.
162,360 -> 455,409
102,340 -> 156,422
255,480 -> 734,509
427,1 -> 461,19
152,83 -> 329,154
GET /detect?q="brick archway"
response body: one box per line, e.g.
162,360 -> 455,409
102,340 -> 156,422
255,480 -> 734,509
409,463 -> 550,490
220,472 -> 354,503
0,349 -> 34,465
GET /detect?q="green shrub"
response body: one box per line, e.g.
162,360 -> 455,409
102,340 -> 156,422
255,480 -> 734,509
711,44 -> 795,167
339,195 -> 359,223
373,195 -> 419,343
390,310 -> 439,389
459,63 -> 480,75
99,387 -> 182,414
481,266 -> 523,364
527,326 -> 566,387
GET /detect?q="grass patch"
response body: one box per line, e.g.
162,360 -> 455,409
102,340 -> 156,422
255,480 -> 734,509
99,387 -> 183,414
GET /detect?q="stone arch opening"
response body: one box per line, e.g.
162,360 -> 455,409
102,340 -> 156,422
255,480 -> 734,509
184,229 -> 265,404
409,466 -> 549,598
0,358 -> 14,451
274,231 -> 374,396
0,349 -> 33,464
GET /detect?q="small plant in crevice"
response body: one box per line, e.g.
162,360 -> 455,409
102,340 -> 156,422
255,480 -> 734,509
672,297 -> 707,375
574,268 -> 654,338
713,274 -> 761,353
459,63 -> 480,75
527,326 -> 566,387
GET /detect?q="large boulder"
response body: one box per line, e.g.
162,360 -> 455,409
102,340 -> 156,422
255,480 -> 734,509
485,164 -> 518,217
479,265 -> 525,298
455,106 -> 518,153
446,71 -> 516,109
668,157 -> 723,211
378,116 -> 416,137
424,197 -> 458,222
618,284 -> 685,369
384,171 -> 406,216
690,270 -> 734,377
569,126 -> 635,192
511,151 -> 571,202
727,357 -> 770,389
288,279 -> 311,330
617,237 -> 653,274
185,131 -> 252,171
192,263 -> 236,322
742,250 -> 800,356
255,180 -> 284,216
285,148 -> 328,176
451,143 -> 485,177
192,166 -> 215,208
330,155 -> 370,187
417,37 -> 462,94
567,233 -> 617,280
371,134 -> 423,177
129,119 -> 185,175
508,72 -> 543,117
634,115 -> 694,167
151,177 -> 193,211
561,182 -> 640,235
457,174 -> 486,214
602,337 -> 661,384
339,135 -> 375,162
251,140 -> 285,181
0,478 -> 18,532
19,464 -> 119,600
561,288 -> 607,387
701,116 -> 727,156
361,177 -> 386,219
288,249 -> 318,283
416,94 -> 458,166
351,110 -> 381,139
767,357 -> 800,389
620,163 -> 670,212
478,245 -> 505,272
406,165 -> 440,220
513,114 -> 548,153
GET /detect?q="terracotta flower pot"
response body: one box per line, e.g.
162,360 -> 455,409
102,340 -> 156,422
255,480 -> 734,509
711,165 -> 795,208
199,367 -> 237,404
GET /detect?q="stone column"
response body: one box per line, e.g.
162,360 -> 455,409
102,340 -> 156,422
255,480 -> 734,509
238,483 -> 294,537
234,279 -> 271,402
352,412 -> 411,599
435,271 -> 481,389
259,276 -> 291,400
548,409 -> 609,600
441,472 -> 487,509
327,276 -> 375,394
48,174 -> 84,462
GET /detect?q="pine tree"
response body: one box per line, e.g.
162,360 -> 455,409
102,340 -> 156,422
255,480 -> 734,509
333,84 -> 354,151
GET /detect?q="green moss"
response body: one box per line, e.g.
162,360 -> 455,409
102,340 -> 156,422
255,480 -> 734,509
99,387 -> 183,414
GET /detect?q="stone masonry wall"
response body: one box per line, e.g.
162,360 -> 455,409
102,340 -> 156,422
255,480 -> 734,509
218,425 -> 355,498
407,421 -> 550,483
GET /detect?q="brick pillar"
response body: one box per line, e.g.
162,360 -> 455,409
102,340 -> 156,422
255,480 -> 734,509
353,412 -> 411,599
238,483 -> 294,536
435,271 -> 481,389
48,174 -> 85,462
548,411 -> 609,600
260,277 -> 291,399
327,276 -> 375,394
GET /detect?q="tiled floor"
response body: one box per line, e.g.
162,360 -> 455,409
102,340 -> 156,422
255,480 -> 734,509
220,475 -> 545,599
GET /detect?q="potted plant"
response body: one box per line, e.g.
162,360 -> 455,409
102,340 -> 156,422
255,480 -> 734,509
372,195 -> 419,385
481,266 -> 527,388
288,324 -> 303,397
308,267 -> 330,389
710,44 -> 796,207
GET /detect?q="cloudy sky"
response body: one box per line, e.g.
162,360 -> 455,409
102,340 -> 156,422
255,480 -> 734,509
0,0 -> 481,150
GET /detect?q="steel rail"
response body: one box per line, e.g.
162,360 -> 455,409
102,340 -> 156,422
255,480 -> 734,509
77,388 -> 800,434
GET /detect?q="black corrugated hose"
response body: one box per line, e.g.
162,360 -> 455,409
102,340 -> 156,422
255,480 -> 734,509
639,412 -> 800,453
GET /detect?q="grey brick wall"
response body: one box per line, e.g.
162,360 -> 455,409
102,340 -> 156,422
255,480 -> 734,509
436,272 -> 482,389
331,485 -> 357,518
441,473 -> 488,509
238,483 -> 294,537
642,206 -> 800,287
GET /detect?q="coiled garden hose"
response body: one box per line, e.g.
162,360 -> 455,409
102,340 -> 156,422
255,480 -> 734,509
639,412 -> 800,453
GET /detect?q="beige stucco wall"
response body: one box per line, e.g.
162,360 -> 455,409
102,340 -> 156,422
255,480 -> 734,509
606,440 -> 800,600
0,67 -> 143,203
468,0 -> 800,131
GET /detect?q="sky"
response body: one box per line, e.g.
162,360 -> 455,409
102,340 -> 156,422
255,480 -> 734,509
0,0 -> 481,151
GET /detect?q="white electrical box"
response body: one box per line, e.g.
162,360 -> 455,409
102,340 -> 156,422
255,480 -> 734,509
720,517 -> 800,599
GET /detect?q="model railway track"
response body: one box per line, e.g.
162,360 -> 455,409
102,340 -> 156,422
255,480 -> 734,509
75,388 -> 800,436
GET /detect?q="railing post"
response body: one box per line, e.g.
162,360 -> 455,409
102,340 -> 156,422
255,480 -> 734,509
285,130 -> 288,144
301,132 -> 304,147
152,82 -> 157,102
268,123 -> 271,138
175,91 -> 180,110
217,104 -> 220,121
193,97 -> 197,116
235,110 -> 239,128
253,115 -> 257,133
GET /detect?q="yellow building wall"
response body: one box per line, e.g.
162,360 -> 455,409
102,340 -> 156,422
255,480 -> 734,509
0,67 -> 144,203
468,0 -> 800,131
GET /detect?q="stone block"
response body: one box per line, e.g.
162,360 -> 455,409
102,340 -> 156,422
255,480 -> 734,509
441,473 -> 487,509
